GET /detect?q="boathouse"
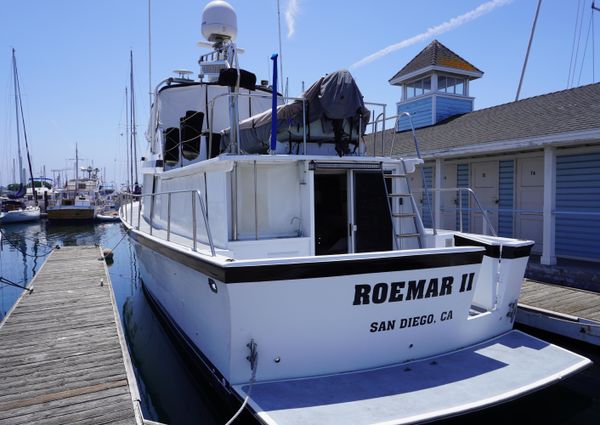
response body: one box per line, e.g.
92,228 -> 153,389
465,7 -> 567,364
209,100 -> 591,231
371,40 -> 600,266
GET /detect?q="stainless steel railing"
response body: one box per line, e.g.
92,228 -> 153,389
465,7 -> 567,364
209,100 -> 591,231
413,187 -> 498,237
120,189 -> 216,256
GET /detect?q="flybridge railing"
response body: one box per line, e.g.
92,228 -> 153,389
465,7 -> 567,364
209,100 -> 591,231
208,92 -> 308,156
120,189 -> 216,256
208,93 -> 383,157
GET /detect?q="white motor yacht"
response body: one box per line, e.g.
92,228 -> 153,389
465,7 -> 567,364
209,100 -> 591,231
121,2 -> 591,424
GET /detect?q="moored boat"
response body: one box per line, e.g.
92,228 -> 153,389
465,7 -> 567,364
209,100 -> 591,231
0,199 -> 40,224
47,150 -> 100,222
121,2 -> 591,423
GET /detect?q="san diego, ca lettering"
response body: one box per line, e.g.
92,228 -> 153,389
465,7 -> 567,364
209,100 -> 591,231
369,310 -> 454,332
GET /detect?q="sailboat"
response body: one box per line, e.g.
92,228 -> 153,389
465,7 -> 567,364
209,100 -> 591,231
0,49 -> 40,225
120,2 -> 591,423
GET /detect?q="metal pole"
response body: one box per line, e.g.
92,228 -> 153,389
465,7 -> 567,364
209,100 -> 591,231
149,193 -> 154,236
302,99 -> 307,155
270,54 -> 279,154
192,191 -> 197,251
516,0 -> 542,101
148,0 -> 152,109
382,104 -> 387,152
402,112 -> 436,235
459,190 -> 463,233
197,190 -> 216,256
254,160 -> 258,240
276,0 -> 285,96
232,163 -> 238,241
137,195 -> 141,230
167,193 -> 171,241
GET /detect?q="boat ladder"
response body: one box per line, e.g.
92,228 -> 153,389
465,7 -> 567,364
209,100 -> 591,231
381,162 -> 425,249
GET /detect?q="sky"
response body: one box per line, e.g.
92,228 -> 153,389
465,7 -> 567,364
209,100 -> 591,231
0,0 -> 598,187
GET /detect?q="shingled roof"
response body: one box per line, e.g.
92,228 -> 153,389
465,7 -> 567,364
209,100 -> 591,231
367,82 -> 600,158
389,40 -> 483,84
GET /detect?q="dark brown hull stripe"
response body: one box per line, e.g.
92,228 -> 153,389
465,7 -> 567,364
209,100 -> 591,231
454,235 -> 534,259
130,230 -> 485,284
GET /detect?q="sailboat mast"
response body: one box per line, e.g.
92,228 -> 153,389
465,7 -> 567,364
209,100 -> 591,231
11,49 -> 24,186
75,143 -> 79,197
130,50 -> 138,186
13,49 -> 38,205
125,87 -> 131,191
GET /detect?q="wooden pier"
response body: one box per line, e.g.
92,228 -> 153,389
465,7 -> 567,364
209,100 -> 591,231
0,246 -> 142,424
517,279 -> 600,346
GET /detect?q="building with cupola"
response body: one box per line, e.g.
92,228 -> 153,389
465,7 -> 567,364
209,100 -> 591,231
390,40 -> 483,131
369,40 -> 600,285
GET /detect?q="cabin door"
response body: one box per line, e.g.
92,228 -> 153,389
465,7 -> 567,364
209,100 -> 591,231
353,171 -> 393,253
314,172 -> 349,255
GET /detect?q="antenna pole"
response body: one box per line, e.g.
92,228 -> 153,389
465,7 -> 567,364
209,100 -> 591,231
276,0 -> 284,96
516,0 -> 542,101
148,0 -> 153,108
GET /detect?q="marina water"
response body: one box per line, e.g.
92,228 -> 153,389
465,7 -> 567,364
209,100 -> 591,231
1,221 -> 598,424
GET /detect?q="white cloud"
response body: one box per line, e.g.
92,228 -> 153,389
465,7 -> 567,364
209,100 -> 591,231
285,0 -> 300,38
351,0 -> 512,69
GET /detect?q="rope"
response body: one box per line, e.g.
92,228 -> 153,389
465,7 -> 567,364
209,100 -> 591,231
225,341 -> 258,425
104,227 -> 131,254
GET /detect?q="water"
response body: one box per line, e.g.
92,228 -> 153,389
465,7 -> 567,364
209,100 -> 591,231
0,221 -> 598,424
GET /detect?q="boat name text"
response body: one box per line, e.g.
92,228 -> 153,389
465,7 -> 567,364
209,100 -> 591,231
353,273 -> 475,305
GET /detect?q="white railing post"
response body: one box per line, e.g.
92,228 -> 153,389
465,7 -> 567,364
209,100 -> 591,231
542,146 -> 557,265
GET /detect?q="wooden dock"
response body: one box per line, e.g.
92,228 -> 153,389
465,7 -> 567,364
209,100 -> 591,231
517,279 -> 600,346
0,246 -> 142,424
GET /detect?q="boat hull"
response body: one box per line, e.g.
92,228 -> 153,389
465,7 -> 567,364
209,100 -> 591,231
47,207 -> 96,221
131,229 -> 533,386
0,208 -> 41,224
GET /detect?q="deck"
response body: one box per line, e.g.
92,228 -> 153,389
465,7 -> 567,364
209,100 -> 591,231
0,246 -> 142,424
517,279 -> 600,346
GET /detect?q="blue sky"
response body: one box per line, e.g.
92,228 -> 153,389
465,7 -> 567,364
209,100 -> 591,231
1,0 -> 598,186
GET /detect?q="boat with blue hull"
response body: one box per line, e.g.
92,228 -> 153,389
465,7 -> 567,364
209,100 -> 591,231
121,2 -> 591,423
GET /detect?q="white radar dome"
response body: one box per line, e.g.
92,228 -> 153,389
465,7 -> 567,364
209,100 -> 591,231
201,0 -> 238,42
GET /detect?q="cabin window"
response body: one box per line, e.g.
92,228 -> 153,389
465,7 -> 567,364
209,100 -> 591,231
78,183 -> 86,190
163,127 -> 180,165
438,76 -> 465,95
234,162 -> 302,240
405,77 -> 431,99
180,110 -> 204,161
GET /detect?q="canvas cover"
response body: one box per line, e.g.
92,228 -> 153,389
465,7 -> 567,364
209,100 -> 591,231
222,70 -> 371,156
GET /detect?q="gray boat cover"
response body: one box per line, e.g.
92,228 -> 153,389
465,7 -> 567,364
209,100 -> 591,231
222,70 -> 370,156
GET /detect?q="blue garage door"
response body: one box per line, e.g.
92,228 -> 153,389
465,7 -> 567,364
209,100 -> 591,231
556,153 -> 600,260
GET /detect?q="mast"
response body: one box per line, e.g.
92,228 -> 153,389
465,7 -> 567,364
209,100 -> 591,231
130,50 -> 138,188
13,49 -> 38,205
11,49 -> 24,187
125,87 -> 131,191
75,143 -> 79,197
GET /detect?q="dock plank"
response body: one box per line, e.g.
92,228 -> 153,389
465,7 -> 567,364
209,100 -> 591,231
519,279 -> 600,321
0,246 -> 140,424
